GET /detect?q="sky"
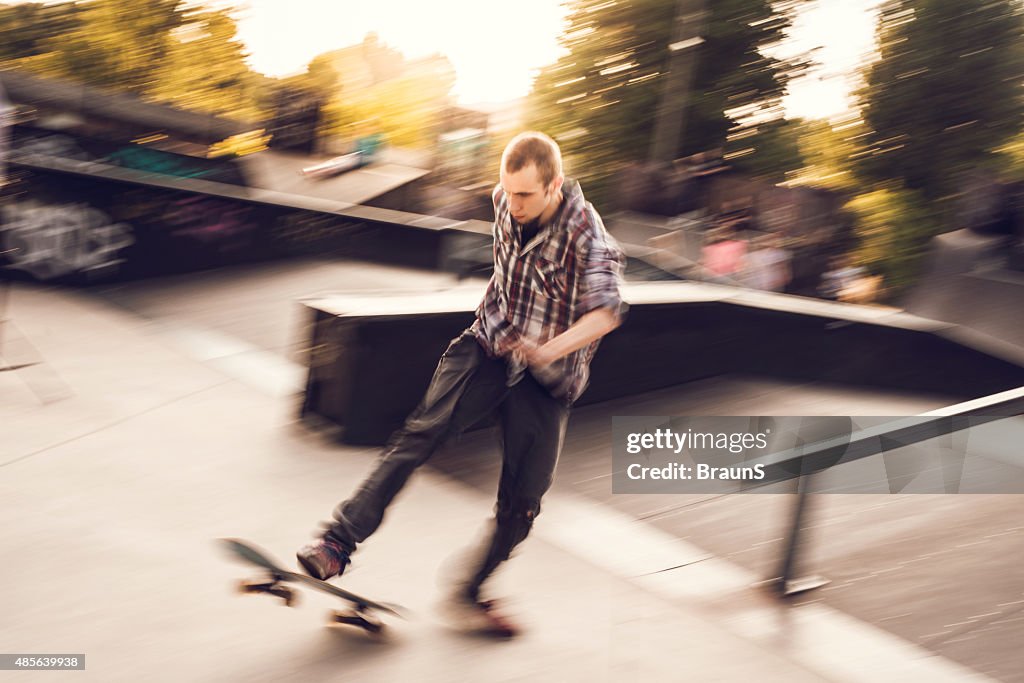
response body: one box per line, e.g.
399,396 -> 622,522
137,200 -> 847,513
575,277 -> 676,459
776,0 -> 886,119
10,0 -> 885,119
233,0 -> 885,119
235,0 -> 569,106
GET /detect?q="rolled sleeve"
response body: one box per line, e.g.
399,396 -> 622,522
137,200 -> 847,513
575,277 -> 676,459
577,233 -> 627,319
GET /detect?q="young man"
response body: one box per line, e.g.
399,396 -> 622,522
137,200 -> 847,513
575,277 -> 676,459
297,131 -> 626,636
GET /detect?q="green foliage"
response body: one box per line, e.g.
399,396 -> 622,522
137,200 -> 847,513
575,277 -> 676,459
208,129 -> 271,157
26,0 -> 184,94
845,185 -> 940,297
857,0 -> 1024,200
0,0 -> 264,122
148,7 -> 264,121
791,117 -> 866,192
797,2 -> 1024,295
0,2 -> 81,64
728,117 -> 803,183
992,130 -> 1024,183
526,0 -> 808,205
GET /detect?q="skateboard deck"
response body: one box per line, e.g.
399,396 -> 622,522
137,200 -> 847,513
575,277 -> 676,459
219,538 -> 405,634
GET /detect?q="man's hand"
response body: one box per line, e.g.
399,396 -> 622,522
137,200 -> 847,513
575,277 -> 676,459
508,308 -> 621,370
509,339 -> 558,369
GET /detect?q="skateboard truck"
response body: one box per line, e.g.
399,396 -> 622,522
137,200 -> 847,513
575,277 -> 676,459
332,604 -> 384,634
237,573 -> 298,607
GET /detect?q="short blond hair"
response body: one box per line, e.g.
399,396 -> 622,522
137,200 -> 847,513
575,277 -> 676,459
501,131 -> 563,187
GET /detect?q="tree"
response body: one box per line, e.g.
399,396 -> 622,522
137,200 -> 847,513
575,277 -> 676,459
846,185 -> 939,296
16,0 -> 185,95
0,2 -> 81,64
791,117 -> 864,192
315,36 -> 456,150
149,6 -> 264,121
857,0 -> 1024,201
994,129 -> 1024,184
1,0 -> 265,123
527,0 -> 808,205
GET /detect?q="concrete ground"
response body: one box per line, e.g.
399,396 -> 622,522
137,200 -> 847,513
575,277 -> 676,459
1,261 -> 1016,681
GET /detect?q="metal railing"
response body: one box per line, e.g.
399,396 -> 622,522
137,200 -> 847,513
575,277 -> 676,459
758,385 -> 1024,596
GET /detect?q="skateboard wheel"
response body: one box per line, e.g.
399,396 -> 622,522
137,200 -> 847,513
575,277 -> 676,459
331,611 -> 384,636
332,611 -> 356,624
266,585 -> 295,606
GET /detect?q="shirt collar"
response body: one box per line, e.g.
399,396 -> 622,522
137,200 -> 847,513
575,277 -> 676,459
515,178 -> 584,253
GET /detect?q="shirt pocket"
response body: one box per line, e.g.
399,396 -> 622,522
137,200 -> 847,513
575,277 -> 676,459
531,255 -> 569,300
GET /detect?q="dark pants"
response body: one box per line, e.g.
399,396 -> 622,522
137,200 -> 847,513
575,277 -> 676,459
326,330 -> 570,598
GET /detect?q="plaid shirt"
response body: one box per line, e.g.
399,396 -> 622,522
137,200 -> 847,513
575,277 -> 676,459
471,178 -> 626,403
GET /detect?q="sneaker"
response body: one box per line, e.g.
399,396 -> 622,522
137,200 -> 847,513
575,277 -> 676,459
436,592 -> 521,638
296,537 -> 350,581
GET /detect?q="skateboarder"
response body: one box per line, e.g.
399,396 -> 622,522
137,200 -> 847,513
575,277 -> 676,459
297,131 -> 626,636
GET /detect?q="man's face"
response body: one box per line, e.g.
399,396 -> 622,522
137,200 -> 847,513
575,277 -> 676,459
500,163 -> 561,225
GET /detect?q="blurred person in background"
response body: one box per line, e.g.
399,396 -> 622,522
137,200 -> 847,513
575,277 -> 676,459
819,254 -> 851,300
819,253 -> 876,302
297,131 -> 626,637
701,223 -> 748,283
742,232 -> 792,292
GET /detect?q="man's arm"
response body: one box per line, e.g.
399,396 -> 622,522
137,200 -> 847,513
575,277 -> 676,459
517,307 -> 620,368
520,215 -> 627,367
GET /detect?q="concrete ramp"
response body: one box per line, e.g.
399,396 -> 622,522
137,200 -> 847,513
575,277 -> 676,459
905,229 -> 1024,349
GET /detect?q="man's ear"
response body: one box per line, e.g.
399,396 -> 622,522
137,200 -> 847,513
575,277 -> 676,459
550,174 -> 565,195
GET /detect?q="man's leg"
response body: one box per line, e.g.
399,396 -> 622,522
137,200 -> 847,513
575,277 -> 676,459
325,331 -> 508,552
459,373 -> 570,601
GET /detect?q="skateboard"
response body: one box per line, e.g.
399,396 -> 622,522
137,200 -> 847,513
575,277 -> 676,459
219,538 -> 405,635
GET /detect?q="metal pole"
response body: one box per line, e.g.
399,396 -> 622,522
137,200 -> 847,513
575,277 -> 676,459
773,471 -> 829,596
0,276 -> 8,368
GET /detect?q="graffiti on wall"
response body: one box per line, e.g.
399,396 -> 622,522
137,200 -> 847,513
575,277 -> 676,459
165,195 -> 253,247
14,134 -> 92,161
275,211 -> 364,252
0,201 -> 134,280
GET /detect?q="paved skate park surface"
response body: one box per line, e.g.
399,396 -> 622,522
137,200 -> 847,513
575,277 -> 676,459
1,258 -> 1020,681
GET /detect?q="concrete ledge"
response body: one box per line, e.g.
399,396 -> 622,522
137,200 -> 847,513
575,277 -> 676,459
4,154 -> 493,281
300,282 -> 1024,445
